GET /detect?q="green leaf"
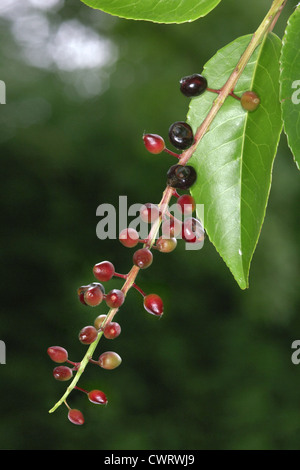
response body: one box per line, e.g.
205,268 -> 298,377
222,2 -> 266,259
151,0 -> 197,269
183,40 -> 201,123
187,33 -> 282,289
80,0 -> 222,24
279,5 -> 300,170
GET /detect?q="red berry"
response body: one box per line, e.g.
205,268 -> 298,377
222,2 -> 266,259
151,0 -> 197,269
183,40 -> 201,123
241,91 -> 260,112
68,409 -> 85,425
105,289 -> 125,308
94,314 -> 107,330
161,218 -> 182,238
119,228 -> 139,248
156,236 -> 177,253
143,133 -> 165,154
93,261 -> 115,282
88,389 -> 108,405
98,351 -> 122,370
47,346 -> 68,363
139,203 -> 160,223
83,285 -> 104,307
79,326 -> 98,344
133,248 -> 153,269
53,366 -> 73,381
143,294 -> 164,316
103,322 -> 121,339
180,74 -> 208,97
182,217 -> 205,243
177,194 -> 196,215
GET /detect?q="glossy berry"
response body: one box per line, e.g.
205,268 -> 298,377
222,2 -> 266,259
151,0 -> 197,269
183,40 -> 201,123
139,203 -> 160,223
133,248 -> 153,269
105,289 -> 125,309
182,217 -> 205,243
88,389 -> 108,405
240,91 -> 260,112
98,351 -> 122,370
161,217 -> 182,238
79,325 -> 98,344
119,228 -> 139,248
177,194 -> 196,215
77,285 -> 88,306
93,261 -> 115,282
68,409 -> 85,425
47,346 -> 68,363
53,366 -> 73,381
180,73 -> 208,97
77,283 -> 104,306
94,314 -> 107,330
103,322 -> 121,339
84,284 -> 104,307
156,236 -> 177,253
167,164 -> 197,190
143,294 -> 164,316
143,133 -> 165,154
168,121 -> 194,150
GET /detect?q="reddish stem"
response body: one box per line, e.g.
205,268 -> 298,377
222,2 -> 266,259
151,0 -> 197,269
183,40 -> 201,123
132,283 -> 146,297
67,360 -> 81,369
172,189 -> 180,199
164,148 -> 180,159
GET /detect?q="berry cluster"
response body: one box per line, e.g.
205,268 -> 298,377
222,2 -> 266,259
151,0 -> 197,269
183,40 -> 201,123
47,260 -> 164,424
48,70 -> 257,426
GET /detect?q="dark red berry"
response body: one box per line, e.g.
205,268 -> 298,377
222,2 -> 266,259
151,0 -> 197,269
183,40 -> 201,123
143,133 -> 165,154
167,164 -> 197,190
88,389 -> 108,405
241,91 -> 260,111
94,314 -> 107,330
77,285 -> 88,306
168,121 -> 194,150
103,322 -> 121,339
47,346 -> 68,363
53,366 -> 73,381
139,203 -> 160,223
180,73 -> 208,97
98,351 -> 122,370
156,236 -> 177,253
119,228 -> 139,248
161,218 -> 182,238
105,289 -> 125,308
177,194 -> 196,215
182,217 -> 205,243
93,261 -> 115,282
68,409 -> 85,425
79,325 -> 98,344
143,294 -> 164,316
84,285 -> 104,307
133,248 -> 153,269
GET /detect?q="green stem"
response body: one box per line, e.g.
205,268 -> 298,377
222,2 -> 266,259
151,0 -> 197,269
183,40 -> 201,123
49,0 -> 287,415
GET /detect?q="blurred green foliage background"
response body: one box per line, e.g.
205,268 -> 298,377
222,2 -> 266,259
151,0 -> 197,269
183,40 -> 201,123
0,0 -> 299,450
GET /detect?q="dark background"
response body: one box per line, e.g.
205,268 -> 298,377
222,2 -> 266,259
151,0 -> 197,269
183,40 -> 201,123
0,0 -> 299,450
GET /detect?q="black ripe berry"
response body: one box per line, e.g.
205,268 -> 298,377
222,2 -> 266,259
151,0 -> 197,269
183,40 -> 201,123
166,164 -> 197,190
168,121 -> 194,150
180,74 -> 208,97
